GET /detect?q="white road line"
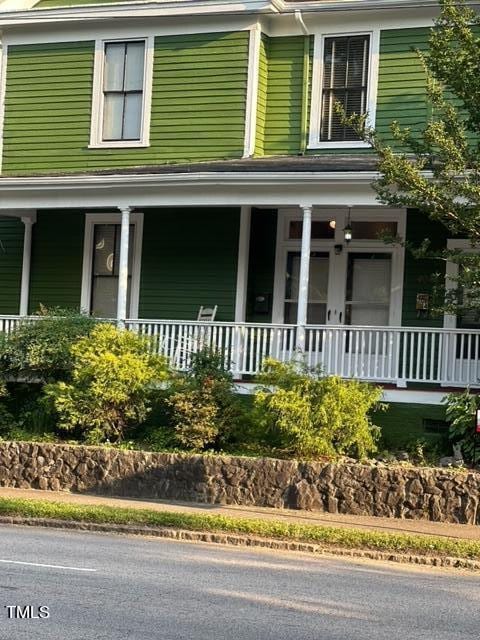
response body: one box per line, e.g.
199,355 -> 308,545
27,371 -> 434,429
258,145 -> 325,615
0,559 -> 96,572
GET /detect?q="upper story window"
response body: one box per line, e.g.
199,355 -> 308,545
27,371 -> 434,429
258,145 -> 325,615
309,31 -> 379,149
90,37 -> 154,149
320,35 -> 369,142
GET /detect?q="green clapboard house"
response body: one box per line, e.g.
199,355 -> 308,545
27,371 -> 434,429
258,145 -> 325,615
0,0 -> 475,435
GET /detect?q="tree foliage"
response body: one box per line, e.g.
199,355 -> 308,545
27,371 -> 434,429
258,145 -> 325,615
44,323 -> 169,443
253,359 -> 383,459
343,0 -> 480,316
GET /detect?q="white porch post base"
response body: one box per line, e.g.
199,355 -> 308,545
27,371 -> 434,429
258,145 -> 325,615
19,215 -> 35,316
295,204 -> 312,353
116,206 -> 131,327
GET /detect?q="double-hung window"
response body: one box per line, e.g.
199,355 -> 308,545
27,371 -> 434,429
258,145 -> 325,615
90,38 -> 153,148
309,32 -> 378,148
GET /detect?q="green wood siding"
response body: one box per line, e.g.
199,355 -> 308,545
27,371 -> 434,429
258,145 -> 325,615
263,36 -> 305,156
3,32 -> 249,174
246,209 -> 277,322
261,28 -> 430,157
29,211 -> 85,313
139,208 -> 240,321
402,209 -> 447,328
376,28 -> 429,146
0,217 -> 23,314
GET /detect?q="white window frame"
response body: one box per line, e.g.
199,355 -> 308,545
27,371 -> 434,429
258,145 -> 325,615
89,36 -> 154,149
80,212 -> 144,318
308,30 -> 380,150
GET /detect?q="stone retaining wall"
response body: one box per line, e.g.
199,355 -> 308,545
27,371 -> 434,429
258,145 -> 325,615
0,442 -> 478,524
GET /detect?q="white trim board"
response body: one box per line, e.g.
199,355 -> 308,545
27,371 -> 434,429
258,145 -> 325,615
234,382 -> 449,404
80,212 -> 144,318
243,23 -> 261,158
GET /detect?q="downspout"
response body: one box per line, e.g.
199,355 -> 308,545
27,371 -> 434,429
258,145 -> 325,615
295,10 -> 310,155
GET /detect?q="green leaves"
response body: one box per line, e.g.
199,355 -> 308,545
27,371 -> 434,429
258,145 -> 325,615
253,359 -> 384,460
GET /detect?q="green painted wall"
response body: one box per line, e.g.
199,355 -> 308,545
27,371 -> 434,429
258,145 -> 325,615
29,211 -> 85,313
261,27 -> 431,157
402,209 -> 448,328
376,28 -> 430,147
374,402 -> 448,451
246,209 -> 277,323
0,217 -> 24,314
263,36 -> 305,156
139,208 -> 240,321
3,32 -> 249,174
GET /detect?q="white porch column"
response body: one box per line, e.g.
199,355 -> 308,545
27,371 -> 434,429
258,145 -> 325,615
19,215 -> 35,316
116,206 -> 131,326
295,204 -> 312,352
234,206 -> 252,322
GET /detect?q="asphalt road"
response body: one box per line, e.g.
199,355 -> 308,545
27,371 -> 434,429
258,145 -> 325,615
0,526 -> 478,640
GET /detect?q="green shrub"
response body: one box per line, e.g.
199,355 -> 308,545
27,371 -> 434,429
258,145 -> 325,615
253,359 -> 384,460
444,390 -> 479,463
0,380 -> 17,435
0,308 -> 96,383
44,323 -> 170,444
167,348 -> 247,451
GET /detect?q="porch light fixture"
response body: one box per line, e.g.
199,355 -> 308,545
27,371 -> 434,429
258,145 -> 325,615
344,208 -> 352,243
329,219 -> 336,229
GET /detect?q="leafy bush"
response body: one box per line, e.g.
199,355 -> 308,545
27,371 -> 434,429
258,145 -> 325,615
0,308 -> 96,383
444,390 -> 479,464
167,348 -> 246,451
253,359 -> 384,460
0,380 -> 17,435
44,323 -> 169,444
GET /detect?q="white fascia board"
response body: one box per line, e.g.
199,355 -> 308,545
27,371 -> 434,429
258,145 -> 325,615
0,0 -> 276,26
0,172 -> 384,209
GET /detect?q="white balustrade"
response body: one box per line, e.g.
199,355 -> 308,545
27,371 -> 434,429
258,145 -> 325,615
1,315 -> 480,387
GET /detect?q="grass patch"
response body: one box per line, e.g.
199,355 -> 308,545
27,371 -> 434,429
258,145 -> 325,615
0,497 -> 479,560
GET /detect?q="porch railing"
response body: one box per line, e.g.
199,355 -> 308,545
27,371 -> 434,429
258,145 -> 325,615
1,314 -> 480,387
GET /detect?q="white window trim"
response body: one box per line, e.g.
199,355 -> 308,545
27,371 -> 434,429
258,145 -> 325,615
80,212 -> 144,318
308,29 -> 380,150
89,36 -> 154,149
272,207 -> 405,326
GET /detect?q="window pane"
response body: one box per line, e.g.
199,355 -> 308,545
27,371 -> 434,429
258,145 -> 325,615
103,93 -> 124,141
123,92 -> 142,140
347,37 -> 369,86
289,220 -> 335,239
124,41 -> 145,91
104,43 -> 125,91
113,225 -> 135,275
350,221 -> 397,240
93,225 -> 115,276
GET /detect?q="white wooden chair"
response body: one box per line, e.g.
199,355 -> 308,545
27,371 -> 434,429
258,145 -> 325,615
197,305 -> 218,322
173,306 -> 218,368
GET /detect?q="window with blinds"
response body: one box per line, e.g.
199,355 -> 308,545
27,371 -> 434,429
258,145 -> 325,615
320,35 -> 370,142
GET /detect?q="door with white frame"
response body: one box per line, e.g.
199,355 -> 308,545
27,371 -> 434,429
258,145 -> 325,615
443,239 -> 480,387
80,213 -> 144,319
273,207 -> 405,380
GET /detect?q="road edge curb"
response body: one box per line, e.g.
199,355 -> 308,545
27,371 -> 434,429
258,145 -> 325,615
1,515 -> 479,570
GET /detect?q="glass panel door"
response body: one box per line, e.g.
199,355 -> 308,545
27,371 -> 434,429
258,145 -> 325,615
345,253 -> 392,326
91,224 -> 134,318
284,251 -> 329,324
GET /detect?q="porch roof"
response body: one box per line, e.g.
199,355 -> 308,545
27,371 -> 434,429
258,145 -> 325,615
2,155 -> 379,179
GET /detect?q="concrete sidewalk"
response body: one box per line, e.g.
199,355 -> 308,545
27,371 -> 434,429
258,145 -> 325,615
0,486 -> 479,541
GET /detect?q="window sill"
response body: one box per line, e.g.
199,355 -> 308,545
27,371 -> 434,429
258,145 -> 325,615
307,140 -> 371,150
88,141 -> 150,150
